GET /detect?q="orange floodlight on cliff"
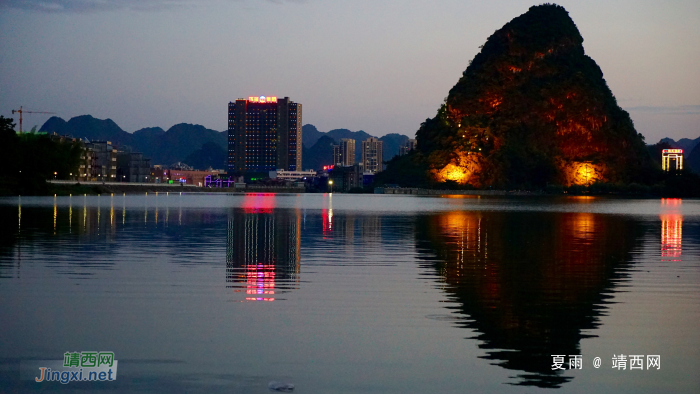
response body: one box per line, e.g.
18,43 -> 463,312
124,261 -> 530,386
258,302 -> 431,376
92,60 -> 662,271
662,149 -> 683,171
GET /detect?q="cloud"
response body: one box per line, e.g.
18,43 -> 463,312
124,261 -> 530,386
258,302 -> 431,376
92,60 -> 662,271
1,0 -> 302,13
625,105 -> 700,115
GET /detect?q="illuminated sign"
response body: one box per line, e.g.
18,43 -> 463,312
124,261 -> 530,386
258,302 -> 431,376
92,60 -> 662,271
248,96 -> 278,103
662,149 -> 684,171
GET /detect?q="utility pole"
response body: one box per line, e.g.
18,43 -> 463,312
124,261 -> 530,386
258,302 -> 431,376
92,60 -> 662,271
11,106 -> 56,133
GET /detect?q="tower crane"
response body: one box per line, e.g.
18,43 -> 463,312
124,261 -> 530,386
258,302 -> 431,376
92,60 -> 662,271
11,106 -> 56,133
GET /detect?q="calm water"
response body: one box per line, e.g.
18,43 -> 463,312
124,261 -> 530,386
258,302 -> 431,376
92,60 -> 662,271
0,193 -> 699,393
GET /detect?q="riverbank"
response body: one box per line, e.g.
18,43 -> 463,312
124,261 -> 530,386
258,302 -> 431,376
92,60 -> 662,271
45,181 -> 305,195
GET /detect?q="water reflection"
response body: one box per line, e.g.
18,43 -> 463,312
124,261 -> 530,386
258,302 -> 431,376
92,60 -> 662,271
226,198 -> 301,301
660,198 -> 683,261
415,210 -> 645,388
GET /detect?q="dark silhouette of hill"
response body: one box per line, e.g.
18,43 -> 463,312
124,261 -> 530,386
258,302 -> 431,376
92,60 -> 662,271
302,135 -> 336,170
379,133 -> 410,165
303,125 -> 411,164
41,116 -> 226,165
327,129 -> 372,163
659,137 -> 700,156
142,123 -> 225,165
687,143 -> 700,173
389,4 -> 652,188
646,142 -> 673,169
301,124 -> 325,149
40,116 -> 411,171
41,115 -> 133,146
183,141 -> 227,170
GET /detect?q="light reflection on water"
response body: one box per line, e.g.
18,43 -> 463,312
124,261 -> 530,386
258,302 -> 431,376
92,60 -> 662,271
0,194 -> 699,393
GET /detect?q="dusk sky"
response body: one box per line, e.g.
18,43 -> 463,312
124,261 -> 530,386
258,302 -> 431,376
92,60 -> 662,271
1,0 -> 698,143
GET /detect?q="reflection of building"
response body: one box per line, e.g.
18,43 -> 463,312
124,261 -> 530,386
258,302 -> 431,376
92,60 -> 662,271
662,149 -> 683,171
660,198 -> 683,261
361,137 -> 383,173
226,200 -> 301,301
360,215 -> 381,243
228,96 -> 302,174
415,210 -> 643,388
333,138 -> 356,166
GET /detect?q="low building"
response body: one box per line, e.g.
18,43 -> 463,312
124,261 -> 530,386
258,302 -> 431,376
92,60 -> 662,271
165,169 -> 219,186
79,141 -> 117,181
328,164 -> 364,192
78,148 -> 97,182
270,169 -> 317,181
117,152 -> 151,182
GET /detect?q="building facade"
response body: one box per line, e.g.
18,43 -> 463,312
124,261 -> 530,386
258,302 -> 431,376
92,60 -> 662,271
399,139 -> 417,156
228,96 -> 302,175
79,141 -> 117,181
117,152 -> 151,183
332,138 -> 356,167
361,137 -> 383,174
328,164 -> 364,192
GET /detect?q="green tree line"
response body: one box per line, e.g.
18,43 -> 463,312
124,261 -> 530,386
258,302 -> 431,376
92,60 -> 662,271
0,115 -> 83,195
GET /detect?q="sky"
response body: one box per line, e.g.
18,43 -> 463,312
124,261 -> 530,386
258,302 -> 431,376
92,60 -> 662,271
0,0 -> 698,143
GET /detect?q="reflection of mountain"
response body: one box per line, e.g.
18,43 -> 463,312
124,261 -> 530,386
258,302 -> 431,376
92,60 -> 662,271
415,210 -> 645,388
226,204 -> 301,301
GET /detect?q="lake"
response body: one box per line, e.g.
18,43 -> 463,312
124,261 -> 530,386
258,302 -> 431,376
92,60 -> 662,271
1,193 -> 699,393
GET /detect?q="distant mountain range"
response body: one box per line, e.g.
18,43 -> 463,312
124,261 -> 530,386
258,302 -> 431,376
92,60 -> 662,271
41,115 -> 226,166
301,124 -> 411,170
658,137 -> 700,157
40,115 -> 413,171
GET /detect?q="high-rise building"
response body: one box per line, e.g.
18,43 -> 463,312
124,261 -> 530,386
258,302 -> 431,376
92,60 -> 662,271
399,139 -> 417,156
361,137 -> 383,173
228,96 -> 302,174
332,138 -> 356,167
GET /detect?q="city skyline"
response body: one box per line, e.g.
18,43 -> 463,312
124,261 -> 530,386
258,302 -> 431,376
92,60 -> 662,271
1,0 -> 698,143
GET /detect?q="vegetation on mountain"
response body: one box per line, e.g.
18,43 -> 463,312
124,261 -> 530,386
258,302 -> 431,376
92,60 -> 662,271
385,4 -> 654,189
183,141 -> 227,170
1,116 -> 83,195
302,135 -> 336,170
687,143 -> 700,174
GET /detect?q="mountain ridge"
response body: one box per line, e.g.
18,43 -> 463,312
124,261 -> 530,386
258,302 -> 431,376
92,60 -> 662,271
391,4 -> 652,188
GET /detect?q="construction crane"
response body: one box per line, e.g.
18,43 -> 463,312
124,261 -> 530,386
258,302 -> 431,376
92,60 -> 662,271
11,106 -> 56,133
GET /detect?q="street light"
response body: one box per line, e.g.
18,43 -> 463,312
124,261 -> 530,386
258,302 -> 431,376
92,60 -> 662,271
54,171 -> 57,180
328,180 -> 333,193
